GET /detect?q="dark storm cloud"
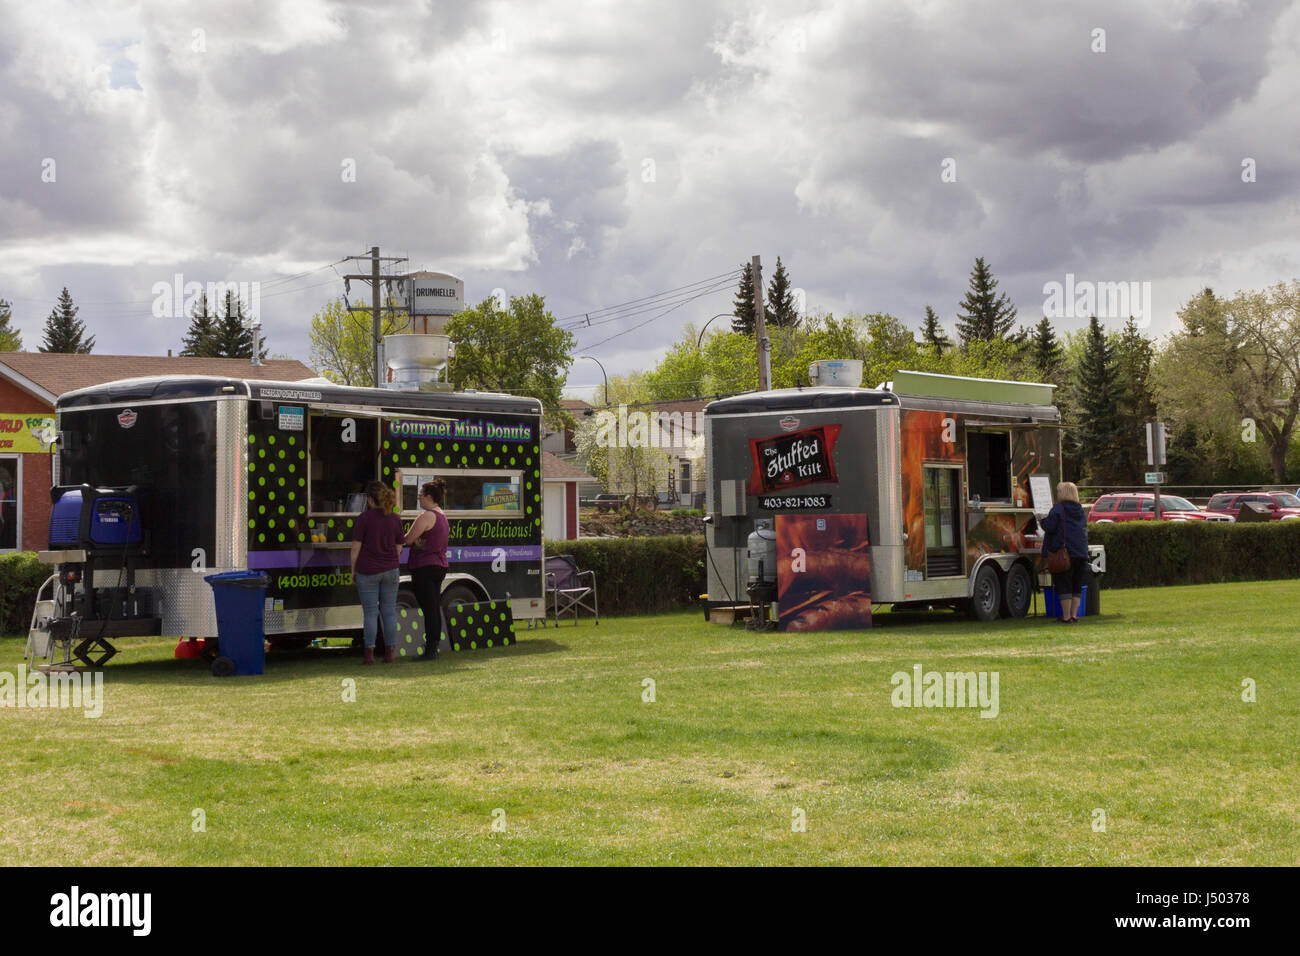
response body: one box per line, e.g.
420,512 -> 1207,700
1,0 -> 1298,370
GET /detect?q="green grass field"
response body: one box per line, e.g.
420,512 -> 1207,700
2,580 -> 1297,866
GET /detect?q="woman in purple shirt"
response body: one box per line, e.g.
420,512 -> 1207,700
403,478 -> 450,661
350,480 -> 404,664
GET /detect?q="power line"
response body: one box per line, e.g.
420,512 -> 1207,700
555,269 -> 742,327
575,277 -> 738,351
560,277 -> 741,334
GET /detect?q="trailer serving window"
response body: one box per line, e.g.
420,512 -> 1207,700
308,412 -> 379,514
396,469 -> 525,519
966,430 -> 1012,502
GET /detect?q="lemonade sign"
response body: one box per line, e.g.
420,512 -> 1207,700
481,482 -> 520,512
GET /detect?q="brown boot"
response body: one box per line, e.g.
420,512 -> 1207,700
384,645 -> 396,663
363,647 -> 376,665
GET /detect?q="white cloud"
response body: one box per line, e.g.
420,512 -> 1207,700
0,0 -> 1297,372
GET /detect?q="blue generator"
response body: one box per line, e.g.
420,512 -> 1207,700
48,485 -> 145,551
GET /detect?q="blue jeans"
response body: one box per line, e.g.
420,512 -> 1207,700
355,568 -> 399,650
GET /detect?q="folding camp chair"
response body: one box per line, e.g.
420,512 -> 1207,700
544,554 -> 598,626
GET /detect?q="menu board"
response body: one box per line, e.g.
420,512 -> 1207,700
1029,474 -> 1054,517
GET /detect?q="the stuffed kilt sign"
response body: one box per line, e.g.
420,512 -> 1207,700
747,424 -> 841,495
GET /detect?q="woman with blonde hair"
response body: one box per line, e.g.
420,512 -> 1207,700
350,480 -> 404,663
1040,481 -> 1090,623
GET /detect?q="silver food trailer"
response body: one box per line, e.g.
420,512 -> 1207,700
703,367 -> 1103,628
33,335 -> 546,664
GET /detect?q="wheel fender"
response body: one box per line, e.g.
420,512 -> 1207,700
967,555 -> 1006,598
442,572 -> 489,602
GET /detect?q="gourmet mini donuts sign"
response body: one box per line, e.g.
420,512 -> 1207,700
747,424 -> 841,495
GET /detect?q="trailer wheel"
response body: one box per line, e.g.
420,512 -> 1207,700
969,565 -> 1002,622
211,656 -> 235,677
1001,563 -> 1032,619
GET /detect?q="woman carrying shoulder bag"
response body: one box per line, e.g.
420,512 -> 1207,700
1040,481 -> 1090,624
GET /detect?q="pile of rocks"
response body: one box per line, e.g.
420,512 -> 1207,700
580,509 -> 705,538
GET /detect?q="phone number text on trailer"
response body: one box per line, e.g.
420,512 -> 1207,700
760,495 -> 833,510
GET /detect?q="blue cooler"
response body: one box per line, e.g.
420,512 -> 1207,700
204,571 -> 269,675
1044,585 -> 1087,619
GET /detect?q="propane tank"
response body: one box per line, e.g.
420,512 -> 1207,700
746,519 -> 777,585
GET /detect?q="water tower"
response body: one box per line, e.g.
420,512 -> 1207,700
383,271 -> 465,391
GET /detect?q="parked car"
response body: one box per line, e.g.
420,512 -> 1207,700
1206,491 -> 1300,521
1087,493 -> 1234,523
591,493 -> 626,513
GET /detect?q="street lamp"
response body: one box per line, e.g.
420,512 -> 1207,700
697,313 -> 735,351
578,355 -> 608,406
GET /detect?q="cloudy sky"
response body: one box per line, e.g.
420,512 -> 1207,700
2,0 -> 1298,399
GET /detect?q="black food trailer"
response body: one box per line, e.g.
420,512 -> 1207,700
34,374 -> 546,664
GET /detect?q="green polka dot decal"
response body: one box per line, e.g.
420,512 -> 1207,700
381,418 -> 544,521
248,413 -> 543,558
245,414 -> 355,551
446,600 -> 513,652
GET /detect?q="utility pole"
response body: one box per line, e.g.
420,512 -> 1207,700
371,245 -> 381,386
341,247 -> 408,387
752,254 -> 771,390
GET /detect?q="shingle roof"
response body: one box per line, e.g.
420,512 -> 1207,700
651,398 -> 708,415
0,352 -> 317,403
541,451 -> 595,482
560,398 -> 593,411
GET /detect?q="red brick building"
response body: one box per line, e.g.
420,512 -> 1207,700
0,353 -> 316,553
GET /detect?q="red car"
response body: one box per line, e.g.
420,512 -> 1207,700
1206,491 -> 1300,521
1087,493 -> 1234,523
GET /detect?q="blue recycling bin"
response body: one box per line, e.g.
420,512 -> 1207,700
204,570 -> 269,675
1044,585 -> 1087,619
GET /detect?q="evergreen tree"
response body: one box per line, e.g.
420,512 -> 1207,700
1031,317 -> 1063,382
39,287 -> 94,353
731,262 -> 757,334
955,257 -> 1018,346
920,305 -> 952,355
0,298 -> 21,351
180,292 -> 220,357
1074,315 -> 1126,484
1114,317 -> 1158,482
208,291 -> 268,359
765,256 -> 800,328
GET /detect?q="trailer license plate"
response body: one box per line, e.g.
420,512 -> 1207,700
760,495 -> 832,510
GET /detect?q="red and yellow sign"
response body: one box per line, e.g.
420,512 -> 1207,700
0,414 -> 57,453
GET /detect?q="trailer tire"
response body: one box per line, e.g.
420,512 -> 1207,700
969,565 -> 1002,622
1001,562 -> 1032,619
211,656 -> 235,677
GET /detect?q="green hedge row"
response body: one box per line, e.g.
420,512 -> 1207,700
0,552 -> 52,636
1086,520 -> 1300,589
546,535 -> 706,615
5,526 -> 1292,630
